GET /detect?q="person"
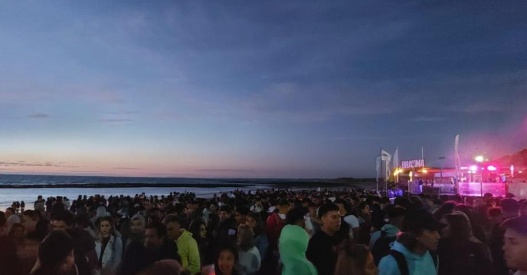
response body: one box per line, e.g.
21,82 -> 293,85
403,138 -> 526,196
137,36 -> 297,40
202,242 -> 241,275
370,207 -> 405,265
163,214 -> 201,274
236,224 -> 261,275
437,211 -> 493,275
378,209 -> 443,275
139,259 -> 182,275
245,212 -> 269,263
306,203 -> 342,275
0,212 -> 21,275
189,218 -> 214,266
334,199 -> 359,240
118,221 -> 180,275
94,216 -> 123,275
31,230 -> 77,275
279,207 -> 317,275
264,199 -> 289,274
334,240 -> 377,275
501,215 -> 527,275
234,206 -> 250,227
52,210 -> 97,275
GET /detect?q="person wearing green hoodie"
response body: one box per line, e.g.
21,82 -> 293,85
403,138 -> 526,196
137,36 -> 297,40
279,207 -> 318,275
163,214 -> 201,275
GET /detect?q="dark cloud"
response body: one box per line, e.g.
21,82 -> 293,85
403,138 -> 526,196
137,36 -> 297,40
27,113 -> 50,119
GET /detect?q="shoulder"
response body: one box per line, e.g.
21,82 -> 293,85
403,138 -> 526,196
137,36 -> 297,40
378,254 -> 401,275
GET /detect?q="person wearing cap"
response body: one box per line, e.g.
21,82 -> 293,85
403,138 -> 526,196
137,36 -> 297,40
306,203 -> 342,275
369,207 -> 405,250
378,209 -> 442,275
163,214 -> 201,275
500,215 -> 527,275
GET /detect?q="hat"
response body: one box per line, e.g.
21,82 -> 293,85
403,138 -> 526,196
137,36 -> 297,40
402,209 -> 445,233
387,207 -> 406,219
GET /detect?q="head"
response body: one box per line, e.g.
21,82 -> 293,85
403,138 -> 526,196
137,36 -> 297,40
501,216 -> 527,271
219,205 -> 232,222
97,216 -> 115,238
140,259 -> 182,275
286,207 -> 307,228
51,210 -> 74,231
245,212 -> 264,236
237,224 -> 254,251
214,243 -> 239,275
130,214 -> 146,235
144,222 -> 167,250
8,223 -> 25,240
38,230 -> 75,272
357,201 -> 371,216
318,203 -> 341,235
387,207 -> 406,230
234,206 -> 249,226
334,199 -> 348,215
399,209 -> 443,253
441,211 -> 473,240
162,215 -> 184,241
335,240 -> 377,275
188,218 -> 207,240
277,199 -> 291,214
501,199 -> 520,219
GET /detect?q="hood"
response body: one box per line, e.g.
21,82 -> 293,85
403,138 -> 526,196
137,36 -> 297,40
380,223 -> 400,237
177,229 -> 193,242
279,225 -> 309,261
96,206 -> 107,217
391,241 -> 430,261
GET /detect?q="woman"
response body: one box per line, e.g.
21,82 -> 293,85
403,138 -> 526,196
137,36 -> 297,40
94,216 -> 123,275
245,212 -> 269,262
31,230 -> 77,275
9,223 -> 40,275
189,218 -> 213,266
202,242 -> 240,275
437,211 -> 494,275
356,201 -> 372,245
334,240 -> 377,275
237,225 -> 261,275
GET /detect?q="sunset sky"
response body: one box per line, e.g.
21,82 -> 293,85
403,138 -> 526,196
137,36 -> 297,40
1,1 -> 526,178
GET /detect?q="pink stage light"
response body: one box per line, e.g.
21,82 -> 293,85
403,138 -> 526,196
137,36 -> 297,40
469,165 -> 478,172
487,165 -> 497,171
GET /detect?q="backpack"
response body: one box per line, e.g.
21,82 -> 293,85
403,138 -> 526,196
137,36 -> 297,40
389,250 -> 438,275
371,230 -> 398,265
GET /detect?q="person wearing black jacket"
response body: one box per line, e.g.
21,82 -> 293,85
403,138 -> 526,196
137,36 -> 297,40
118,222 -> 180,275
306,203 -> 343,275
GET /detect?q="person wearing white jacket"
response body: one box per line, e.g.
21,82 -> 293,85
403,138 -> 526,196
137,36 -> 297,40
94,216 -> 123,275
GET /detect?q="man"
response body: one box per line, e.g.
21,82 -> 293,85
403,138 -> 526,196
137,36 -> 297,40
306,203 -> 342,275
163,214 -> 200,274
501,215 -> 527,275
52,210 -> 97,275
234,205 -> 250,226
378,209 -> 442,275
119,221 -> 180,275
370,207 -> 406,265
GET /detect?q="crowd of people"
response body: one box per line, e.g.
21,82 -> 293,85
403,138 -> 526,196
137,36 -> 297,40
0,187 -> 526,275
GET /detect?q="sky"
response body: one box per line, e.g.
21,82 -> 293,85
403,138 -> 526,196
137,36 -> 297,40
0,1 -> 526,178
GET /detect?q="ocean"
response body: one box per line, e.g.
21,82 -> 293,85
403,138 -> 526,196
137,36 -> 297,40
0,174 -> 344,211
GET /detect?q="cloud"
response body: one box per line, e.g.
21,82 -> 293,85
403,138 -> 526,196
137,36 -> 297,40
0,161 -> 78,168
28,113 -> 50,119
407,116 -> 447,122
